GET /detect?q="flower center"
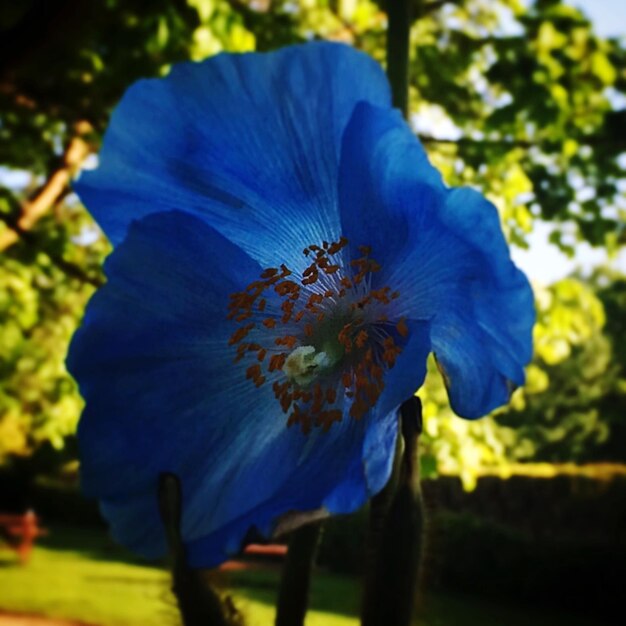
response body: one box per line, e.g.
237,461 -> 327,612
283,345 -> 335,386
227,237 -> 408,433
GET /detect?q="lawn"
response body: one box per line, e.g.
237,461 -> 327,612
0,525 -> 600,626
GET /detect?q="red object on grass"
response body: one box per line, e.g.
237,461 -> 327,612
243,543 -> 288,557
0,510 -> 48,563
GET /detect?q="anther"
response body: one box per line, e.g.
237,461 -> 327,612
396,318 -> 409,338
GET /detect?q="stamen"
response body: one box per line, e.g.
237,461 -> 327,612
269,353 -> 287,372
227,235 -> 407,433
229,323 -> 254,346
396,318 -> 409,338
275,335 -> 298,349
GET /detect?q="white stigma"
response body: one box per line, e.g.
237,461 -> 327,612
283,345 -> 332,386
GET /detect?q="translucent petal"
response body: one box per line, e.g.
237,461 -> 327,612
68,210 -> 408,565
75,43 -> 390,272
338,101 -> 443,267
338,102 -> 534,418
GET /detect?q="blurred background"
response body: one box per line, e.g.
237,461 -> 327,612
0,1 -> 624,625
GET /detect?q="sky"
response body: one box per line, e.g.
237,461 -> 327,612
573,0 -> 626,39
511,0 -> 626,284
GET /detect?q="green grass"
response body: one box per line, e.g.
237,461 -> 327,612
0,525 -> 173,626
0,524 -> 601,626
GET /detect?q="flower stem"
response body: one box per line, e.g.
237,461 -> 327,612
386,0 -> 413,117
362,426 -> 403,591
275,521 -> 323,626
361,397 -> 425,626
158,474 -> 243,626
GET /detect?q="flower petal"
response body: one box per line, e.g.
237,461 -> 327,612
325,318 -> 431,511
428,188 -> 535,418
68,210 -> 406,566
338,101 -> 443,266
75,43 -> 390,271
68,210 -> 262,501
362,319 -> 431,492
337,102 -> 533,419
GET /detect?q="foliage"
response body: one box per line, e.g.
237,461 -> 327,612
0,0 -> 625,475
495,272 -> 626,464
0,219 -> 103,459
419,274 -> 625,485
408,0 -> 626,250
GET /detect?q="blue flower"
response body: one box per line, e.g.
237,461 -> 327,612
68,42 -> 534,567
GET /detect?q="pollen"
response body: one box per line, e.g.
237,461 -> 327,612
227,235 -> 408,433
396,317 -> 409,338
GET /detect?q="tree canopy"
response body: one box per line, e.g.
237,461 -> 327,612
1,0 -> 624,481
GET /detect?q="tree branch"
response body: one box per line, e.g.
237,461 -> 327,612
417,134 -> 533,148
223,0 -> 260,18
421,0 -> 461,16
0,211 -> 104,287
0,82 -> 37,110
417,133 -> 626,150
0,122 -> 92,251
386,0 -> 412,116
